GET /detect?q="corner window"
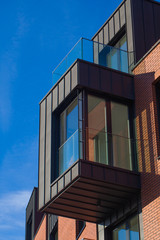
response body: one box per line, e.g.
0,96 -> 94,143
87,94 -> 133,171
59,98 -> 79,175
112,214 -> 140,240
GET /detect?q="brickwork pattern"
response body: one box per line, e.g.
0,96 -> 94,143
133,42 -> 160,240
34,215 -> 47,240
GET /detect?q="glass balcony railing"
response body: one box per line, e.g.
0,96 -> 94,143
58,128 -> 145,176
52,38 -> 134,83
59,129 -> 80,176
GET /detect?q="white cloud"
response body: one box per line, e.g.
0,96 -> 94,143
0,190 -> 31,230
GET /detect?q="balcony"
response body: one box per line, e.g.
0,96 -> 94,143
42,129 -> 141,223
52,38 -> 134,84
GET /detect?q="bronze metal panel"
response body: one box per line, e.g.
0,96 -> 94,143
52,86 -> 58,111
114,11 -> 120,34
65,71 -> 71,97
120,4 -> 125,27
79,61 -> 89,86
103,23 -> 109,45
59,78 -> 64,104
126,0 -> 134,53
122,74 -> 134,99
71,63 -> 78,90
39,100 -> 46,209
45,93 -> 52,204
99,30 -> 104,44
88,64 -> 99,89
109,18 -> 114,40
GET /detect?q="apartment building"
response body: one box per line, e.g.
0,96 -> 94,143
26,0 -> 160,239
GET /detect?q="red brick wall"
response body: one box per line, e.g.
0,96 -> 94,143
133,42 -> 160,240
77,222 -> 97,240
58,217 -> 97,240
34,215 -> 47,240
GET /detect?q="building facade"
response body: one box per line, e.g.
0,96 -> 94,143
26,0 -> 160,239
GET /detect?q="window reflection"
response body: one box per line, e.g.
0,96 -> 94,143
112,214 -> 140,240
59,99 -> 79,175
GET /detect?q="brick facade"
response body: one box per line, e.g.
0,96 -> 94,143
34,215 -> 47,240
133,41 -> 160,240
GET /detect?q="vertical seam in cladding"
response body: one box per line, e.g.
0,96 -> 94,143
50,92 -> 53,200
63,78 -> 65,101
129,0 -> 136,63
57,84 -> 59,105
102,28 -> 104,45
70,68 -> 72,92
44,99 -> 47,205
118,9 -> 121,29
38,104 -> 41,209
113,14 -> 115,36
108,22 -> 110,42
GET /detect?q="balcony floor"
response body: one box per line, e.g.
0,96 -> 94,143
43,159 -> 140,223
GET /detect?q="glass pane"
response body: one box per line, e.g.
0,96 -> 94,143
113,223 -> 127,240
83,38 -> 94,62
88,95 -> 108,164
60,112 -> 65,145
111,102 -> 132,170
66,99 -> 78,139
59,130 -> 79,175
129,215 -> 140,240
55,230 -> 58,240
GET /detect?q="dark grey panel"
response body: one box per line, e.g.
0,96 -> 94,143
71,63 -> 78,90
65,71 -> 71,97
45,93 -> 52,204
153,3 -> 160,42
131,0 -> 145,61
143,0 -> 155,52
114,11 -> 120,34
103,23 -> 109,45
120,4 -> 125,27
99,30 -> 104,44
52,86 -> 58,111
109,18 -> 114,40
59,78 -> 64,104
39,100 -> 46,209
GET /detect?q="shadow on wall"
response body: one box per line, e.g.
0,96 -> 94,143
134,71 -> 160,208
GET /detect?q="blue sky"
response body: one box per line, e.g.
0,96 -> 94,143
0,0 -> 131,239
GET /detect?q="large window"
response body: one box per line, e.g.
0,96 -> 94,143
88,94 -> 133,171
59,98 -> 79,175
112,214 -> 140,240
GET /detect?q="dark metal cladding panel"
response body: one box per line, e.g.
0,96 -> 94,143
88,64 -> 99,90
78,60 -> 134,100
79,61 -> 89,86
71,63 -> 78,90
59,78 -> 64,104
122,75 -> 134,99
153,3 -> 160,42
120,4 -> 126,27
126,0 -> 134,53
131,0 -> 145,61
65,71 -> 71,97
99,30 -> 104,44
52,86 -> 58,111
111,71 -> 123,97
100,67 -> 112,93
45,93 -> 52,204
143,1 -> 155,52
39,100 -> 46,209
109,18 -> 114,40
114,11 -> 120,34
104,23 -> 109,45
